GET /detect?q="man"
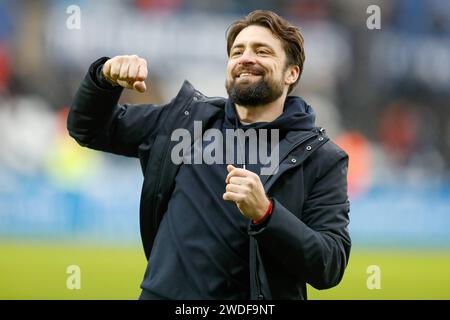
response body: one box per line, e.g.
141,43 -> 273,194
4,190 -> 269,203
68,10 -> 351,300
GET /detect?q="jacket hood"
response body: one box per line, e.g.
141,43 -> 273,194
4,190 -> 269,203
223,96 -> 316,134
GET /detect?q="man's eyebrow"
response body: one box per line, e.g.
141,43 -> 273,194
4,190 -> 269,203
230,43 -> 245,51
251,42 -> 275,51
230,42 -> 275,51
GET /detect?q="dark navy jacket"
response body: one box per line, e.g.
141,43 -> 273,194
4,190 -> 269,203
67,57 -> 351,300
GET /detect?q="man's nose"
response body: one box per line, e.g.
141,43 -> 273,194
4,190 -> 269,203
238,49 -> 257,65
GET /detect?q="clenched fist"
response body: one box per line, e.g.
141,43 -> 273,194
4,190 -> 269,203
223,165 -> 271,221
102,55 -> 148,93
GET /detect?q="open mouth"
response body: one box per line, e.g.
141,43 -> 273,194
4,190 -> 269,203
236,72 -> 263,79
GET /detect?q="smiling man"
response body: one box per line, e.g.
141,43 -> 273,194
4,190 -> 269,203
68,10 -> 351,300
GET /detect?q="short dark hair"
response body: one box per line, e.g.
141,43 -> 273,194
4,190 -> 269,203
226,10 -> 306,94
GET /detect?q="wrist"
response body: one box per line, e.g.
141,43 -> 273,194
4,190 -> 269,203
252,198 -> 273,224
96,62 -> 119,89
100,68 -> 119,87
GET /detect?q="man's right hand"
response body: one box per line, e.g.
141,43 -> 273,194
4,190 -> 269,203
102,55 -> 148,93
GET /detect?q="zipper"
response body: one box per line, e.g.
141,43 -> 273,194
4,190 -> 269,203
249,237 -> 263,300
234,116 -> 263,299
255,241 -> 263,300
254,240 -> 261,299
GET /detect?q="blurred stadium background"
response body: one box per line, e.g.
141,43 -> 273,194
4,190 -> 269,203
1,0 -> 450,299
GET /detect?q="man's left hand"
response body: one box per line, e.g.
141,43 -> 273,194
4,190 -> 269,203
223,164 -> 270,221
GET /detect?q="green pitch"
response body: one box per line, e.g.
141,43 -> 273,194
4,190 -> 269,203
1,241 -> 449,299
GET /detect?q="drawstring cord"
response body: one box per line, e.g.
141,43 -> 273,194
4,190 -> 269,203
234,106 -> 247,170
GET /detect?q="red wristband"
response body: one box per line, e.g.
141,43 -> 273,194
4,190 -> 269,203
252,199 -> 273,224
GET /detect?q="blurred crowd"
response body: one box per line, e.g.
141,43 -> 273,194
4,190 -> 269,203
0,0 -> 449,244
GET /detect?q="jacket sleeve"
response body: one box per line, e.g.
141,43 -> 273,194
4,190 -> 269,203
67,57 -> 167,158
248,144 -> 351,290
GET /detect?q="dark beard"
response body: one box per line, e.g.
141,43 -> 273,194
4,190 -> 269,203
225,75 -> 284,107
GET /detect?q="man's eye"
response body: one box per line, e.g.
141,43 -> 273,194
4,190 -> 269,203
257,50 -> 269,55
231,51 -> 242,57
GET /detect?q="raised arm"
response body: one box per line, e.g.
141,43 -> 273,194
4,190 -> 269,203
67,55 -> 166,157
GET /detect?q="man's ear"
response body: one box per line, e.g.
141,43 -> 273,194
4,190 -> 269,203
285,65 -> 300,85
